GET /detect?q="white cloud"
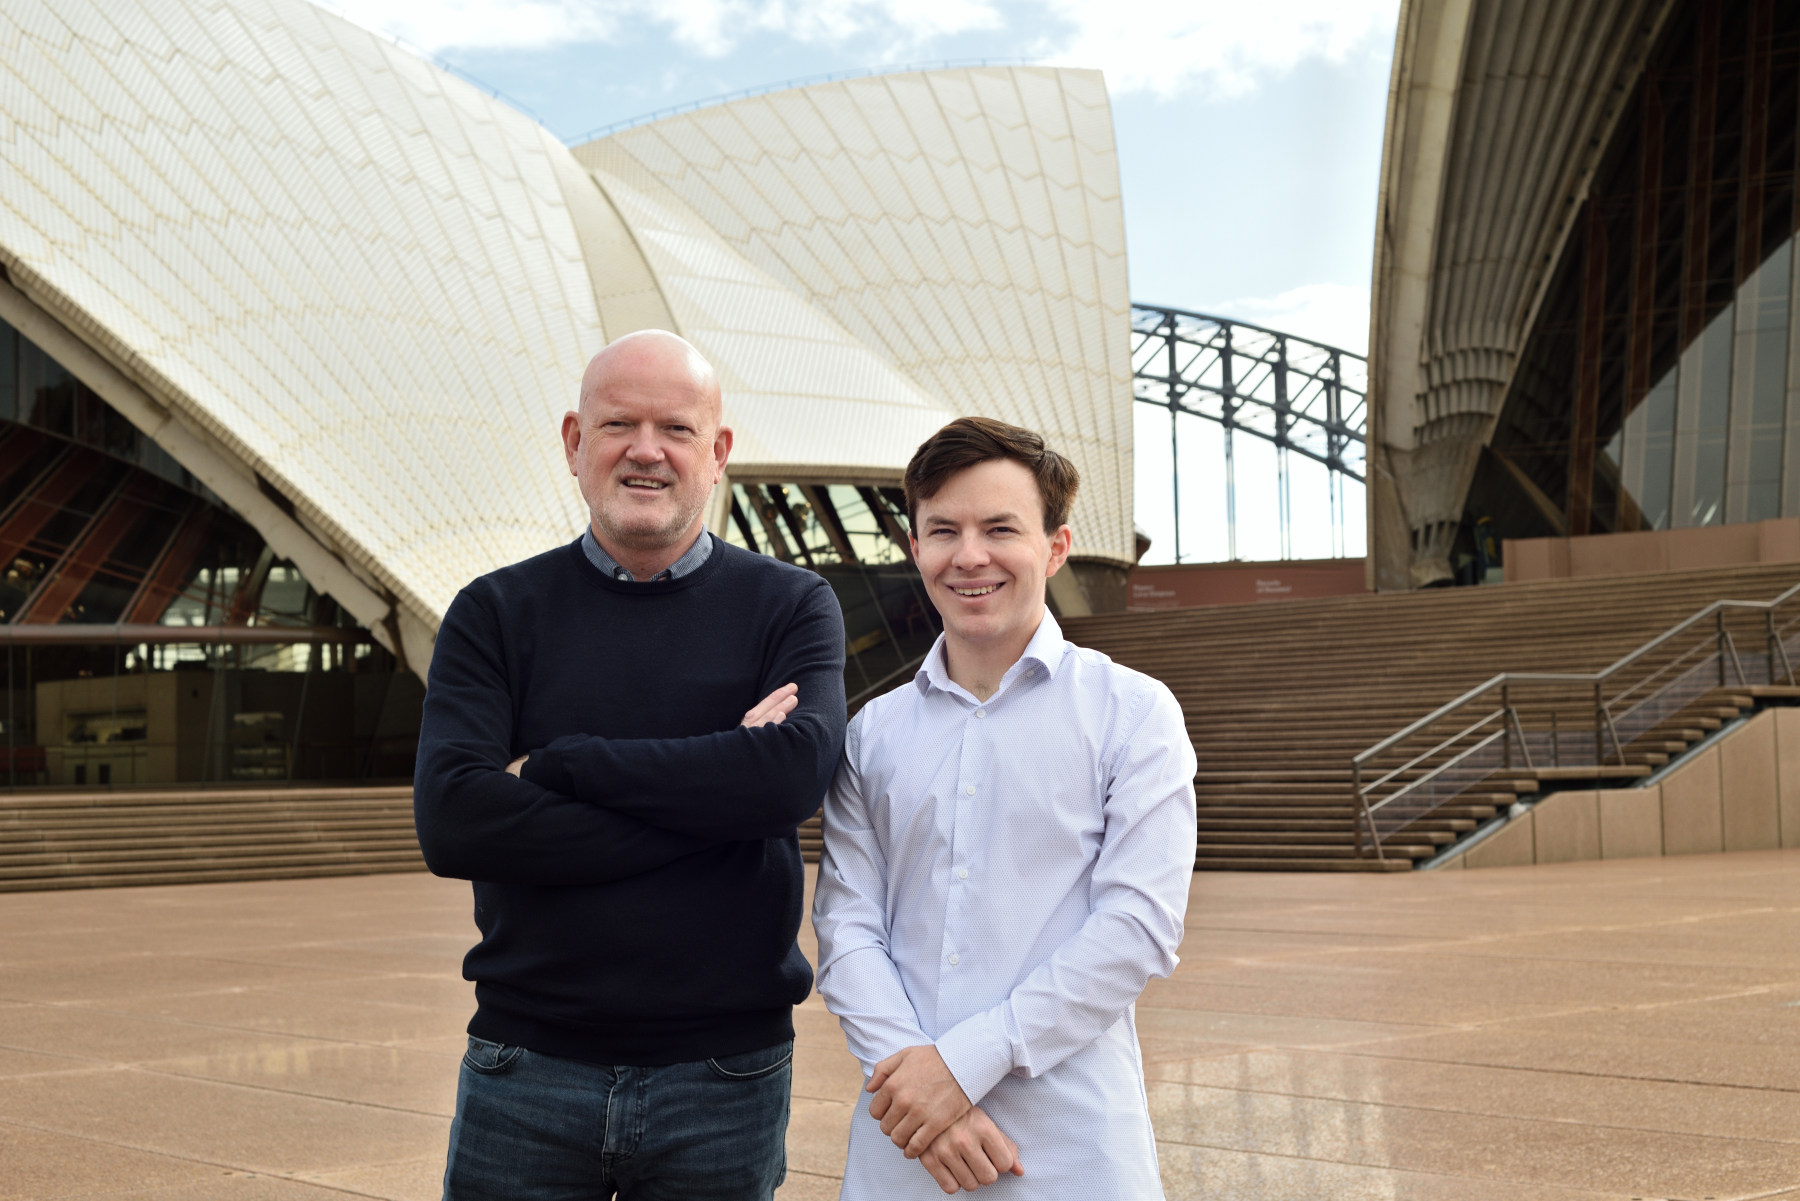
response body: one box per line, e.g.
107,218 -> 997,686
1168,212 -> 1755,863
1041,0 -> 1396,99
321,0 -> 1395,96
1203,282 -> 1370,355
321,0 -> 1002,57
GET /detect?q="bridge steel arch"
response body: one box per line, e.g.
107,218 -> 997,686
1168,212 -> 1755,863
1131,304 -> 1368,564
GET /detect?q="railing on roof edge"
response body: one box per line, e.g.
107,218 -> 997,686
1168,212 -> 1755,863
1348,581 -> 1800,862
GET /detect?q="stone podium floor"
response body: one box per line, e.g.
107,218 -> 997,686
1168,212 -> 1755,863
0,851 -> 1796,1200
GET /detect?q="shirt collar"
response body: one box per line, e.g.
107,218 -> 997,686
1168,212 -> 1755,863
582,527 -> 713,582
914,607 -> 1069,700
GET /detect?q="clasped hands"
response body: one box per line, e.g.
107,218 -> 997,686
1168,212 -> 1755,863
867,1045 -> 1024,1194
505,683 -> 799,775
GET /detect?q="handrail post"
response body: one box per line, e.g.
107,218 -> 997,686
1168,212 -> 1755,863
1594,680 -> 1604,769
1352,761 -> 1363,859
1718,610 -> 1727,687
1501,683 -> 1512,770
1724,628 -> 1746,687
1550,709 -> 1560,767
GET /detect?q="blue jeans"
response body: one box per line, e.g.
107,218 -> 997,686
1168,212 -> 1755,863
443,1036 -> 792,1200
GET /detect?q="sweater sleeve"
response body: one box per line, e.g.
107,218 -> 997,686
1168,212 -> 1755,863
413,588 -> 712,885
519,576 -> 847,841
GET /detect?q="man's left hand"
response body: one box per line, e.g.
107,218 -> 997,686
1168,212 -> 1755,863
505,754 -> 527,777
866,1044 -> 972,1158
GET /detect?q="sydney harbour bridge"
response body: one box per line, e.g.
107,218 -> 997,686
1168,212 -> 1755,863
1130,305 -> 1367,564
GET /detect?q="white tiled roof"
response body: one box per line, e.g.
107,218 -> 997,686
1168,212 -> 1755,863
580,66 -> 1136,564
0,0 -> 611,636
0,1 -> 1135,655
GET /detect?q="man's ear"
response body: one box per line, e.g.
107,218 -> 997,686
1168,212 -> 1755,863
1044,524 -> 1073,576
561,411 -> 581,475
712,425 -> 734,484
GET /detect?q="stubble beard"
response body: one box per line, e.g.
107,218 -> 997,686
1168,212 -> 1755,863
591,487 -> 707,553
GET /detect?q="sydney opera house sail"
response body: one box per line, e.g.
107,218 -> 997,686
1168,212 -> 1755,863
0,0 -> 1136,785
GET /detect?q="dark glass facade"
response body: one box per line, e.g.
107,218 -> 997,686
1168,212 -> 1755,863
718,482 -> 940,708
0,317 -> 421,790
1474,0 -> 1800,546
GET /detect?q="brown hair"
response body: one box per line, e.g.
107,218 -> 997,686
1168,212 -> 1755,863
902,417 -> 1080,534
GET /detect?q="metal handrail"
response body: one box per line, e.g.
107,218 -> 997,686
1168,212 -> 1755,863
1363,706 -> 1507,796
1354,582 -> 1800,768
1367,728 -> 1508,821
1351,579 -> 1800,858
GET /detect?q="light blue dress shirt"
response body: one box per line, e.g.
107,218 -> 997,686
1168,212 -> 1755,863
813,611 -> 1197,1198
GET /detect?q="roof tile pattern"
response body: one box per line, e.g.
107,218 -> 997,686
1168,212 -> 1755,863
0,4 -> 1138,650
583,67 -> 1135,563
578,138 -> 955,482
0,0 -> 598,623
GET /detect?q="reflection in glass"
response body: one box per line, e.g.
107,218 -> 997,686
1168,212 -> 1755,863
719,482 -> 940,707
1614,237 -> 1800,532
1679,304 -> 1734,527
0,317 -> 423,791
1731,245 -> 1791,523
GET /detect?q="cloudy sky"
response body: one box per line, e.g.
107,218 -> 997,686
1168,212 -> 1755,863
326,0 -> 1399,560
329,0 -> 1397,352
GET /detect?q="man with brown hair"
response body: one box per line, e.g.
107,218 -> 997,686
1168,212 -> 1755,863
812,416 -> 1197,1196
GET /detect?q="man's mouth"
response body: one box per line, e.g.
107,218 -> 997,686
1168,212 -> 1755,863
950,584 -> 1000,597
622,477 -> 671,491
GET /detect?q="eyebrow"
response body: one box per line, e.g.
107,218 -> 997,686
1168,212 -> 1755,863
924,511 -> 1023,527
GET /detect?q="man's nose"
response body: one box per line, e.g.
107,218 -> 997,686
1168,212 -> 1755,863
951,536 -> 988,568
624,427 -> 664,462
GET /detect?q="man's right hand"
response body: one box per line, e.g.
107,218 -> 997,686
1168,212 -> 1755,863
741,683 -> 798,728
918,1106 -> 1023,1194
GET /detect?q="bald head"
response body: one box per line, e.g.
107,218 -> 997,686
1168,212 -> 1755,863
563,329 -> 733,578
579,329 -> 721,426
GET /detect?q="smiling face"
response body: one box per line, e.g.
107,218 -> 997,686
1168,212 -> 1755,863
910,457 -> 1073,663
563,332 -> 731,567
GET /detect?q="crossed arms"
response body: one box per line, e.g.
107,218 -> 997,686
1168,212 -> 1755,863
413,581 -> 846,884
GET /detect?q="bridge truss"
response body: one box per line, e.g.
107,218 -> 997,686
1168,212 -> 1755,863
1131,304 -> 1367,562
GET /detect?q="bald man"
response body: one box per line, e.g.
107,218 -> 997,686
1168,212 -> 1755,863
415,331 -> 847,1200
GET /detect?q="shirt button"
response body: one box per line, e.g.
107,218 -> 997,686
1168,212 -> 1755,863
948,954 -> 960,966
957,868 -> 969,880
965,784 -> 976,796
1025,669 -> 1036,678
975,709 -> 986,719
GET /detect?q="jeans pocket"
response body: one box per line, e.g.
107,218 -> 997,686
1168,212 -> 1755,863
462,1035 -> 525,1075
705,1039 -> 794,1082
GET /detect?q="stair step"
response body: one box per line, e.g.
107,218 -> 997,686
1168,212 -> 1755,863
1191,856 -> 1414,873
0,855 -> 426,892
1199,830 -> 1454,846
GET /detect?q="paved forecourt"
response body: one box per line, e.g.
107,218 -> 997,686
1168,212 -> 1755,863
0,852 -> 1795,1199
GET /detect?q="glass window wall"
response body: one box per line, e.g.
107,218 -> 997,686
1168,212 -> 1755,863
0,319 -> 421,791
717,482 -> 940,708
1481,0 -> 1800,544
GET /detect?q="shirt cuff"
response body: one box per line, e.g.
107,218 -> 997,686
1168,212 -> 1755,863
935,1010 -> 1014,1105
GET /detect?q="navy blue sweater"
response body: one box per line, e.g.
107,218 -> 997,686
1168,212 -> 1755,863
414,536 -> 846,1065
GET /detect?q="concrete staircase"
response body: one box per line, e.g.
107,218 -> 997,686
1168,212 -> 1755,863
1059,563 -> 1800,872
0,786 -> 421,891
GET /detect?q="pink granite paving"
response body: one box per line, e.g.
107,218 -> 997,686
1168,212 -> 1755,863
0,851 -> 1795,1199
